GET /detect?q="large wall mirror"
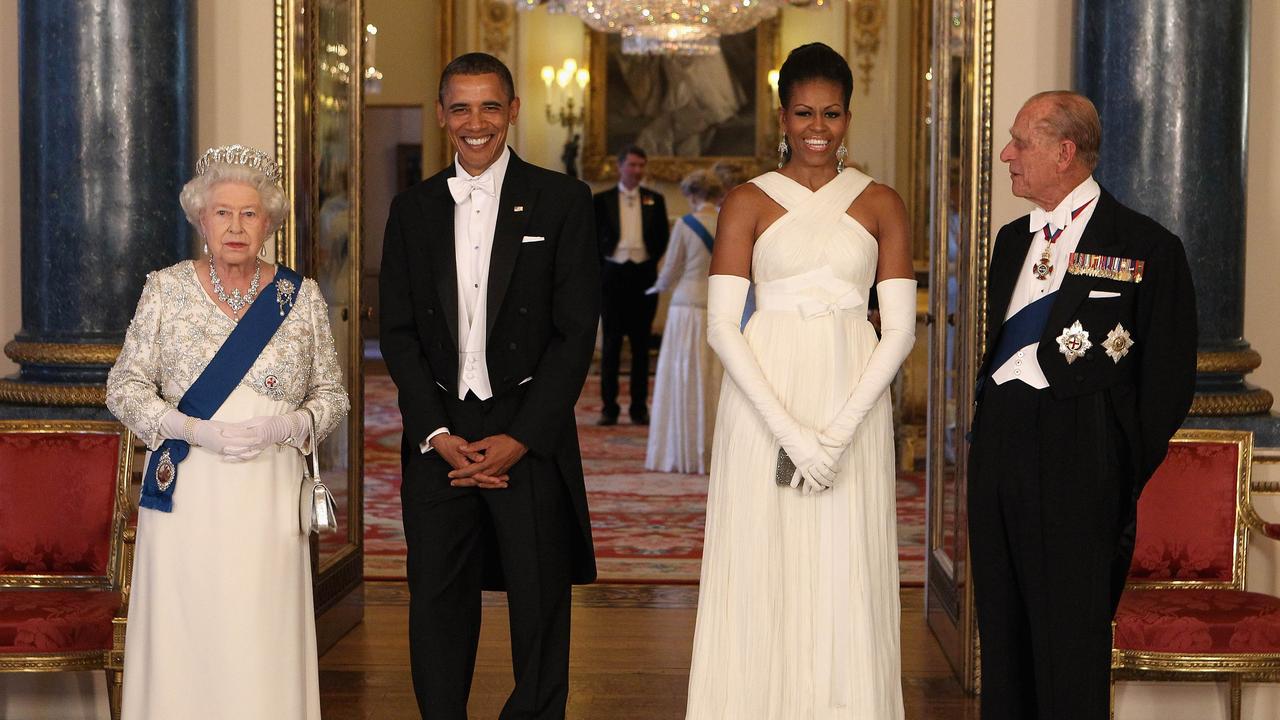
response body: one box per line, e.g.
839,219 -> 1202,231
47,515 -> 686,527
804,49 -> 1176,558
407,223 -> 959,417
276,0 -> 366,649
923,0 -> 993,692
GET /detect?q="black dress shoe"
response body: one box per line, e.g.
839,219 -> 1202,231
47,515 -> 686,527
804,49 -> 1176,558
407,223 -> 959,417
597,414 -> 618,426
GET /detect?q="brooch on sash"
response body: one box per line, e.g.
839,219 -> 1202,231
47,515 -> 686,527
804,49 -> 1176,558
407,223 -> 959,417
275,278 -> 297,317
1104,323 -> 1135,362
1057,321 -> 1092,364
1067,253 -> 1145,283
155,449 -> 176,492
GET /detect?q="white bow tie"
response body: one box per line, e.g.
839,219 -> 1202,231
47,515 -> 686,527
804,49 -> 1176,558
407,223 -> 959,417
1028,205 -> 1071,235
448,174 -> 495,204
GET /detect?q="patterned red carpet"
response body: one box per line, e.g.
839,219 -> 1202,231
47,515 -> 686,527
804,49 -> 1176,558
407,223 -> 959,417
363,372 -> 925,584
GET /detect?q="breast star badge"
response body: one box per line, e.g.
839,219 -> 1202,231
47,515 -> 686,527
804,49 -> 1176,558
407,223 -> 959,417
1104,323 -> 1135,363
1056,321 -> 1092,364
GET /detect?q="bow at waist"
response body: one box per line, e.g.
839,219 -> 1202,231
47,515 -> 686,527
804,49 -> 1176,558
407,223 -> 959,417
754,280 -> 867,320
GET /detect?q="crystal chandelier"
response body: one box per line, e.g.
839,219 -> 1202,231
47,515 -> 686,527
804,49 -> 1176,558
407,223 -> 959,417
512,0 -> 780,55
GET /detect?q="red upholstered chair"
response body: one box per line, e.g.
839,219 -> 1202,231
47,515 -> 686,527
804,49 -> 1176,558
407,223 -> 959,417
1111,429 -> 1280,719
0,420 -> 135,720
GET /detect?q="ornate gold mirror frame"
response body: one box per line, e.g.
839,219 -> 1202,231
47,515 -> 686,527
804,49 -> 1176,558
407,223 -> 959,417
582,19 -> 781,182
923,0 -> 993,693
275,0 -> 366,650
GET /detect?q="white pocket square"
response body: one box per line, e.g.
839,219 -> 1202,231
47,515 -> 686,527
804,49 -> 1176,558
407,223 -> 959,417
1088,290 -> 1121,299
521,235 -> 545,244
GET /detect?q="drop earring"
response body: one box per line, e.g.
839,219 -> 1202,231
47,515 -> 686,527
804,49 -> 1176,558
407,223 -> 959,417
777,134 -> 789,169
836,142 -> 848,173
202,241 -> 208,255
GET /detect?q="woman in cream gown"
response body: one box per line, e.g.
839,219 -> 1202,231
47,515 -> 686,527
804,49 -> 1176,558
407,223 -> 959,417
107,146 -> 348,719
686,43 -> 916,719
645,169 -> 725,474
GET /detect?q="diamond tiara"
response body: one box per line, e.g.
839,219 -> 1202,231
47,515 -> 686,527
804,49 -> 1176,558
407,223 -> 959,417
195,144 -> 283,185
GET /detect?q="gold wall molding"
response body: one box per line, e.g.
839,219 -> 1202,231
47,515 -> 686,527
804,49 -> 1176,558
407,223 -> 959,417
850,0 -> 885,95
1197,349 -> 1264,374
4,340 -> 120,366
1190,389 -> 1275,417
0,380 -> 106,406
480,0 -> 516,67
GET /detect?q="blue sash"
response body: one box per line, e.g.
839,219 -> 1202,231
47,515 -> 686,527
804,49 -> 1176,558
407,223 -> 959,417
976,291 -> 1056,396
682,213 -> 715,254
139,265 -> 304,512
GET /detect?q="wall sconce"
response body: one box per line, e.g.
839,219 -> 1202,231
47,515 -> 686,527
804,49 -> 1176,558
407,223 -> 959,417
767,68 -> 780,108
541,57 -> 590,177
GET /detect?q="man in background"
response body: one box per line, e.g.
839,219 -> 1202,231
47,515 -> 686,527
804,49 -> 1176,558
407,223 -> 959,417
594,145 -> 669,426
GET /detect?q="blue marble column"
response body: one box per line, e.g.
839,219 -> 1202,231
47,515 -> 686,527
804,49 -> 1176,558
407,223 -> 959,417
1,0 -> 194,417
1075,0 -> 1278,443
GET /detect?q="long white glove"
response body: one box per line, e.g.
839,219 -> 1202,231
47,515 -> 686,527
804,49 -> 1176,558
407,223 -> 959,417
707,274 -> 836,493
221,411 -> 313,462
159,409 -> 255,460
819,278 -> 917,459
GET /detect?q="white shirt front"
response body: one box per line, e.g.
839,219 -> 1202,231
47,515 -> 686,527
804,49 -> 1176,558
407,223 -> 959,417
420,147 -> 511,453
609,182 -> 649,263
991,176 -> 1101,388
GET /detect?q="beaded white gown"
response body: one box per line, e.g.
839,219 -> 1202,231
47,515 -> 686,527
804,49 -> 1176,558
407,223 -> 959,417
106,261 -> 349,720
686,170 -> 903,719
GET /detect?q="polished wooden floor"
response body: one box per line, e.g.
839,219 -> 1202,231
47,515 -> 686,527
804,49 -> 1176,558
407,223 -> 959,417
319,582 -> 979,719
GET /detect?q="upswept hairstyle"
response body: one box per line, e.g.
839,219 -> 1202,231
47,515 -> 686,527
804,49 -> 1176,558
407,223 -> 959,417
438,52 -> 516,104
777,42 -> 854,110
179,164 -> 289,237
679,169 -> 725,205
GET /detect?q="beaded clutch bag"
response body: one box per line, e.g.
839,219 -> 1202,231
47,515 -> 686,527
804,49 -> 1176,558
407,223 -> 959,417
775,448 -> 797,486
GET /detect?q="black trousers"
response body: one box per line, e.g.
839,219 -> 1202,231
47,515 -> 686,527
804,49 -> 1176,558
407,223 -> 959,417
599,259 -> 658,418
401,392 -> 577,720
968,380 -> 1132,720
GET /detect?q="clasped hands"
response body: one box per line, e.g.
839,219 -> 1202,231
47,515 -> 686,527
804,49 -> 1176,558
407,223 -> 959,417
169,411 -> 308,463
781,421 -> 860,496
430,432 -> 527,490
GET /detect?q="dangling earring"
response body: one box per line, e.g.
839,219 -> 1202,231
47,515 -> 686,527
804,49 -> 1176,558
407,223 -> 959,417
777,134 -> 789,169
259,245 -> 268,259
202,240 -> 208,255
836,142 -> 848,173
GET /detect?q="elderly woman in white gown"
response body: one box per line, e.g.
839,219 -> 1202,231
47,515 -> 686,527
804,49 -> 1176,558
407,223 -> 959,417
106,145 -> 348,719
645,169 -> 725,473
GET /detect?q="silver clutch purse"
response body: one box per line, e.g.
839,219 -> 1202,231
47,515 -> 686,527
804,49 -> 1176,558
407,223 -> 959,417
299,416 -> 338,535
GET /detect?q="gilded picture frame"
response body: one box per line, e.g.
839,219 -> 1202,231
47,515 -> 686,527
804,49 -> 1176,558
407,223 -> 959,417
583,19 -> 781,183
274,0 -> 366,648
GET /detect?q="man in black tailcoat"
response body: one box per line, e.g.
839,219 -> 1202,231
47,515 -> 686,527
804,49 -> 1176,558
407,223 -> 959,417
593,145 -> 669,425
379,52 -> 599,720
969,90 -> 1197,720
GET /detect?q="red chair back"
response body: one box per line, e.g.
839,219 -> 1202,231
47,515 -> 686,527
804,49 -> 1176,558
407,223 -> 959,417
1127,431 -> 1251,589
0,421 -> 132,589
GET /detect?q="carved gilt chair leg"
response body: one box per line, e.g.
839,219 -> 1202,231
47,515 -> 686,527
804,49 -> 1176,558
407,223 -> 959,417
107,668 -> 122,720
1229,675 -> 1242,720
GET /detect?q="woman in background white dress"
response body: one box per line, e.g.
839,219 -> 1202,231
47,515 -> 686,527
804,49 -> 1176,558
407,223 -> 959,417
645,170 -> 725,473
106,145 -> 348,719
686,44 -> 917,719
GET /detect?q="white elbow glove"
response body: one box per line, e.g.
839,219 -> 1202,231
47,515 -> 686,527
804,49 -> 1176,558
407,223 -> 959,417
707,274 -> 836,491
819,278 -> 917,458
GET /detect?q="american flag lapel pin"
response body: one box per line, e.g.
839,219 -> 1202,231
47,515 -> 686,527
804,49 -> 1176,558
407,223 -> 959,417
514,205 -> 524,212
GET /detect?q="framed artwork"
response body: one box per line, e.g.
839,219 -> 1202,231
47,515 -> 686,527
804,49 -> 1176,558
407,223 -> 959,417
583,19 -> 781,182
